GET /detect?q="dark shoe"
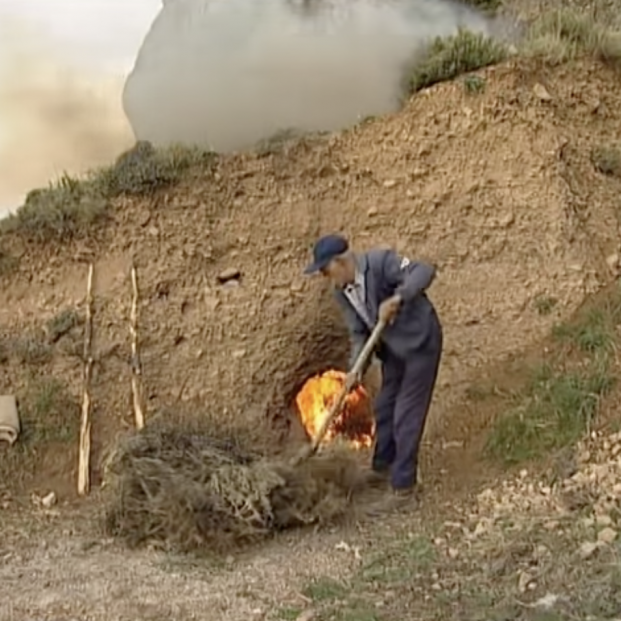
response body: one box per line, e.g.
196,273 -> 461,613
364,486 -> 418,517
362,468 -> 390,487
389,486 -> 419,510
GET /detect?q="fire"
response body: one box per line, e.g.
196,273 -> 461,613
295,369 -> 375,449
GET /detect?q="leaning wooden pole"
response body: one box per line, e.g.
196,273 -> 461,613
77,263 -> 94,496
130,265 -> 146,430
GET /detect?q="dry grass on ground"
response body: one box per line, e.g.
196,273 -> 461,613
287,509 -> 621,621
103,425 -> 366,554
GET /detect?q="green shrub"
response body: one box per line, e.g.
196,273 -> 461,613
523,9 -> 621,68
591,144 -> 621,177
94,141 -> 215,197
0,174 -> 108,243
403,30 -> 508,96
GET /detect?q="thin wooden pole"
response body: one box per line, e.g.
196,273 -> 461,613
130,265 -> 146,430
77,263 -> 94,496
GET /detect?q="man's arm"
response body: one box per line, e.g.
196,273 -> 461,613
334,291 -> 370,370
380,249 -> 436,303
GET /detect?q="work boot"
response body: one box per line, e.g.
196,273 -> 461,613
362,468 -> 390,487
390,486 -> 418,510
365,485 -> 419,517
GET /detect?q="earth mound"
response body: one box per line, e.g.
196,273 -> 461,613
1,57 -> 620,500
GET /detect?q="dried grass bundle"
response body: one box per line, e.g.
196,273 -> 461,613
103,426 -> 363,553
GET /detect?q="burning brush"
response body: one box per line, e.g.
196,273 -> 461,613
103,426 -> 364,553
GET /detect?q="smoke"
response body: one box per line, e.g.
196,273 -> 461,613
124,0 -> 498,152
0,15 -> 134,216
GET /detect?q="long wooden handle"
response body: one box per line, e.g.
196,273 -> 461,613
308,318 -> 387,456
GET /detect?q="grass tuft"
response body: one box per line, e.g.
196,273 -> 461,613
552,308 -> 616,354
17,378 -> 79,445
94,141 -> 215,197
402,7 -> 621,102
523,9 -> 621,68
487,285 -> 621,466
534,294 -> 559,316
462,0 -> 502,13
0,141 -> 215,244
0,174 -> 108,243
11,337 -> 53,366
486,363 -> 614,465
404,29 -> 508,96
591,143 -> 621,177
0,378 -> 80,489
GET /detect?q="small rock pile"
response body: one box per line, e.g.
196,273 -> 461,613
465,430 -> 621,547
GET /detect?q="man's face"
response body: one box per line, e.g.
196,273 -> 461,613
321,256 -> 353,288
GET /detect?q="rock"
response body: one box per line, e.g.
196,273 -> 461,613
518,570 -> 534,593
598,527 -> 617,544
447,547 -> 459,559
204,295 -> 220,311
367,206 -> 379,217
596,514 -> 613,527
295,611 -> 316,621
606,253 -> 619,273
217,268 -> 241,284
499,212 -> 515,227
534,593 -> 560,610
533,83 -> 552,101
41,492 -> 57,508
579,541 -> 600,559
442,440 -> 464,450
383,179 -> 397,188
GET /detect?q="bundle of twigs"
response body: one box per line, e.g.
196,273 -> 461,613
103,425 -> 363,553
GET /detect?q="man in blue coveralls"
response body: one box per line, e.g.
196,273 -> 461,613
304,234 -> 443,501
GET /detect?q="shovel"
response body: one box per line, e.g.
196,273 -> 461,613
291,318 -> 386,465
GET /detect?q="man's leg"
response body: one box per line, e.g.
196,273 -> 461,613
372,354 -> 405,473
390,338 -> 443,491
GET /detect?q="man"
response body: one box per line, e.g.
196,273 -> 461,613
304,234 -> 443,500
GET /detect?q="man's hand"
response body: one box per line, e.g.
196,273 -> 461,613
378,294 -> 403,325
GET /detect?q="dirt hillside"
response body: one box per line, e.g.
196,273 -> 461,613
1,58 -> 620,500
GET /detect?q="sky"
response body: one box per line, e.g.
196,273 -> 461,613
0,0 -> 161,216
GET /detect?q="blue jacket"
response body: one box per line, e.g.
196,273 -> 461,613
333,248 -> 441,367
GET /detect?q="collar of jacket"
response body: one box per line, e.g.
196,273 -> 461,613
334,252 -> 369,291
354,252 -> 369,276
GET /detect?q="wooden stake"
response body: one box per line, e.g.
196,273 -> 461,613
130,265 -> 146,430
77,263 -> 94,496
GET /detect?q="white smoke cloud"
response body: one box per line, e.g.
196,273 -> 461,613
124,0 -> 498,152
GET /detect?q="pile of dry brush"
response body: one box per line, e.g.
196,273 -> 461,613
103,426 -> 364,553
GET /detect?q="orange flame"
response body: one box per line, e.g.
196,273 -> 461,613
295,369 -> 375,449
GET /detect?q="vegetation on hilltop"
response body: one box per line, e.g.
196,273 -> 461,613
0,142 -> 216,244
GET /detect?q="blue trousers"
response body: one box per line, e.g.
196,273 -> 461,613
372,331 -> 443,490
